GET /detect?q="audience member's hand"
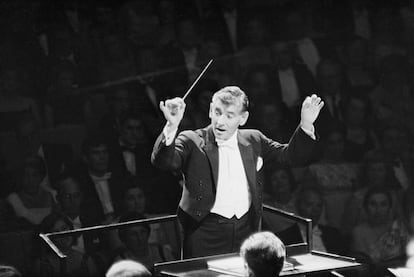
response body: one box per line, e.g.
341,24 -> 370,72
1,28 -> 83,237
160,97 -> 186,130
300,94 -> 324,129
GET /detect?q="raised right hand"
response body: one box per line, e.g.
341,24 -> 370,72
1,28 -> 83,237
159,97 -> 186,129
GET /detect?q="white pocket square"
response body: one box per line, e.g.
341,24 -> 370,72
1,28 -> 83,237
256,156 -> 263,171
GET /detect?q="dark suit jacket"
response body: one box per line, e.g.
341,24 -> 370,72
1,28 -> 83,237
151,125 -> 317,229
79,172 -> 125,222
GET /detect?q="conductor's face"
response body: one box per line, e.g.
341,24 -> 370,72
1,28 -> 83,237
209,99 -> 248,141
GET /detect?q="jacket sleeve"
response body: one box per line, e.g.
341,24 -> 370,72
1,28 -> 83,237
151,130 -> 194,172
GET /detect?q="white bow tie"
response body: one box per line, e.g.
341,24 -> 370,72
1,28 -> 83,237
216,139 -> 238,148
90,172 -> 112,182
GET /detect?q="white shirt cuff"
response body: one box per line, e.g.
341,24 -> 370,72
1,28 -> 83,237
163,124 -> 178,146
300,124 -> 316,140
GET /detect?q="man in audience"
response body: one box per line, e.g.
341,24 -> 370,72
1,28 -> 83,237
269,40 -> 316,125
108,111 -> 180,214
240,231 -> 286,277
315,58 -> 348,135
53,173 -> 101,253
79,136 -> 125,223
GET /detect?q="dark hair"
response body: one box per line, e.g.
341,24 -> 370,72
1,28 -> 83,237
22,155 -> 47,181
119,110 -> 143,127
54,172 -> 81,194
212,86 -> 249,112
81,136 -> 108,156
0,265 -> 22,277
295,186 -> 323,211
362,186 -> 393,211
240,231 -> 285,277
118,212 -> 150,242
40,212 -> 74,234
266,166 -> 298,194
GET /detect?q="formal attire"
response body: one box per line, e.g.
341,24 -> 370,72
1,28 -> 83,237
152,124 -> 317,258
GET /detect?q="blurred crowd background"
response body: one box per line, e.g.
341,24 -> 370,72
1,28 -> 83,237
1,0 -> 414,276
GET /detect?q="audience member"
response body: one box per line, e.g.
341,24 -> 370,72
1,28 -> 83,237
53,172 -> 101,253
314,58 -> 348,134
44,62 -> 91,128
305,127 -> 359,230
368,126 -> 414,190
35,212 -> 98,277
99,86 -> 131,142
342,94 -> 378,162
0,265 -> 22,277
343,37 -> 375,90
262,166 -> 299,232
0,67 -> 42,132
6,155 -> 53,227
240,231 -> 286,277
343,157 -> 403,234
350,187 -> 408,274
369,54 -> 414,134
79,136 -> 125,223
115,212 -> 174,271
278,186 -> 348,255
235,16 -> 271,71
107,111 -> 180,214
269,40 -> 316,124
106,260 -> 151,277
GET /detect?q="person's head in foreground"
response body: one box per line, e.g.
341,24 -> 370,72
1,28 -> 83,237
240,231 -> 286,277
209,86 -> 249,141
106,260 -> 151,277
0,265 -> 22,277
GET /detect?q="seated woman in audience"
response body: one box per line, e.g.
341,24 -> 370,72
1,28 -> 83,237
304,127 -> 359,230
350,187 -> 408,274
6,155 -> 53,227
262,166 -> 299,232
264,166 -> 298,212
115,212 -> 174,271
34,213 -> 98,277
342,156 -> 403,234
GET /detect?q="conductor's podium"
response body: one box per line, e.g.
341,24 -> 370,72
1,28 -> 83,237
155,205 -> 361,276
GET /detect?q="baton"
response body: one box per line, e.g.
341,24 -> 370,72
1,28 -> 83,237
182,59 -> 213,101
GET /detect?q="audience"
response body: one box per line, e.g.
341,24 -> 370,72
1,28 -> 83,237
350,187 -> 408,275
278,186 -> 348,255
240,231 -> 286,277
6,155 -> 53,227
0,1 -> 413,276
35,212 -> 98,277
115,212 -> 174,271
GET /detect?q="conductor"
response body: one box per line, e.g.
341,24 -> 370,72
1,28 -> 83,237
151,86 -> 323,258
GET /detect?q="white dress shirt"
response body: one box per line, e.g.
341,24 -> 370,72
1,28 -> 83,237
89,172 -> 114,215
210,131 -> 250,219
69,216 -> 85,253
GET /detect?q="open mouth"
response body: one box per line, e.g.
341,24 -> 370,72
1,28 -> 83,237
215,127 -> 225,134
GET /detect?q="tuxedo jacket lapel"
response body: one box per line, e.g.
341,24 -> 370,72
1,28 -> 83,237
203,127 -> 219,193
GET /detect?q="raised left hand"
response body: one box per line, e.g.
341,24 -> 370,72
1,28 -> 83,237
300,94 -> 324,127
